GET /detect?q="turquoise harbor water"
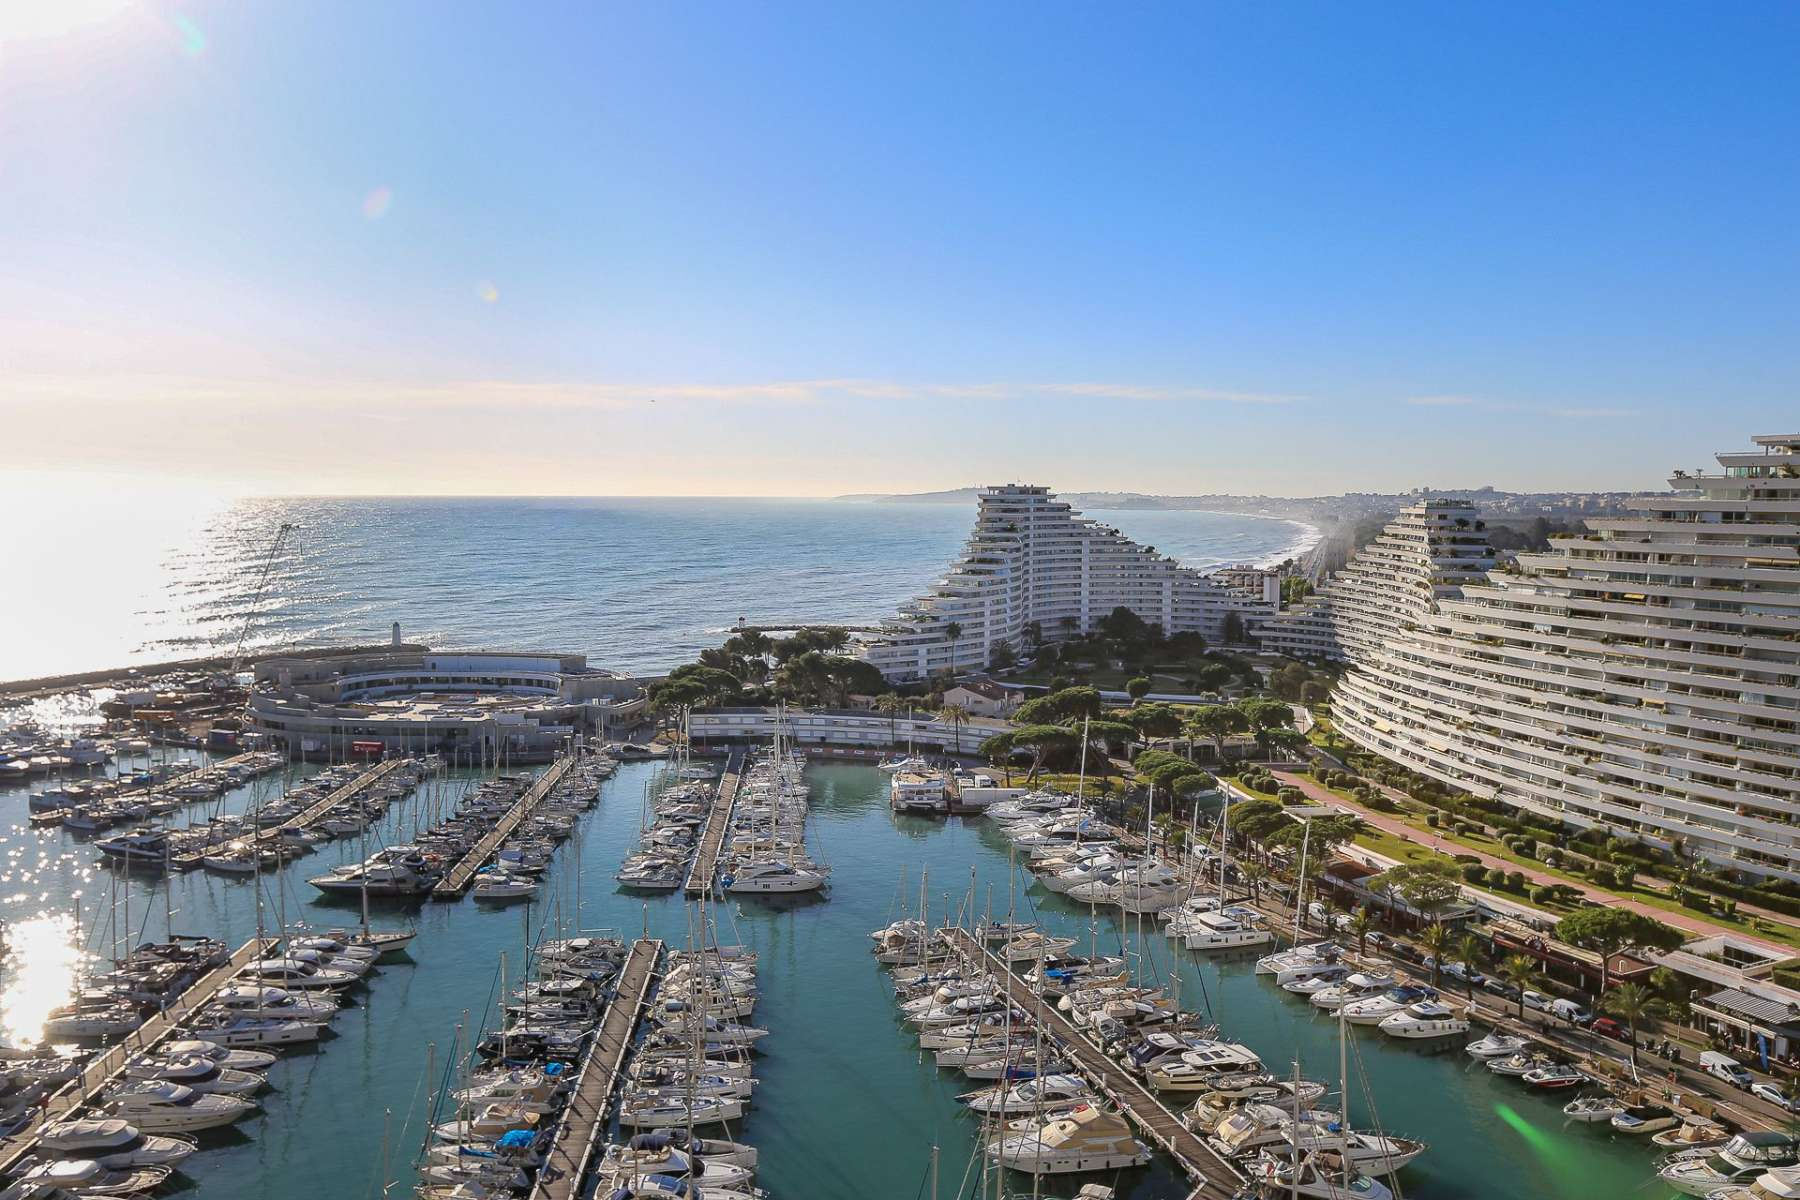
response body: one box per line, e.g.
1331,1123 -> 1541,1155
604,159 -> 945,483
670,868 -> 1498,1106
0,756 -> 1657,1200
0,492 -> 1316,681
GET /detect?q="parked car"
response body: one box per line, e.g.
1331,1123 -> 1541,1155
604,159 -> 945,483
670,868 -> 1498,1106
1700,1051 -> 1756,1089
1589,1017 -> 1629,1042
1751,1082 -> 1794,1110
1483,976 -> 1521,999
1549,998 -> 1594,1025
1521,990 -> 1555,1014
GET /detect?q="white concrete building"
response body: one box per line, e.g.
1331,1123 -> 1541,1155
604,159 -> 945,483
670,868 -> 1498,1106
864,484 -> 1268,681
1332,435 -> 1800,881
248,649 -> 645,761
1255,500 -> 1497,662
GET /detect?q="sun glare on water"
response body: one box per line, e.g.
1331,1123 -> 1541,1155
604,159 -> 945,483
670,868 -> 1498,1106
2,914 -> 86,1047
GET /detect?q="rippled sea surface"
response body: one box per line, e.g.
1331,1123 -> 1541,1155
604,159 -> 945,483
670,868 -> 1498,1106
1,487 -> 1316,681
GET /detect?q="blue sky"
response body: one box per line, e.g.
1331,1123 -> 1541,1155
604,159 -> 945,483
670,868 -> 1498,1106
4,2 -> 1797,496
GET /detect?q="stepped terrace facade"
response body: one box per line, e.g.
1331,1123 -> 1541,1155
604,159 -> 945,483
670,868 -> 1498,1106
1333,435 -> 1800,881
864,485 -> 1266,681
1255,500 -> 1497,662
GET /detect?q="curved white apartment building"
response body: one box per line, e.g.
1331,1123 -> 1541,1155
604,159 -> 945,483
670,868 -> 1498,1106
1334,435 -> 1800,880
864,485 -> 1263,681
1255,500 -> 1497,662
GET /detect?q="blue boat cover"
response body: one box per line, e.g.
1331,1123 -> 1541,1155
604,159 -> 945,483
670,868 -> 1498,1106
496,1130 -> 536,1148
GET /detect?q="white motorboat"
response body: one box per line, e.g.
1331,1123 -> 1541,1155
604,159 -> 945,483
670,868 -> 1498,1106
1310,973 -> 1396,1012
963,1073 -> 1097,1116
103,1082 -> 254,1132
1659,1132 -> 1800,1196
13,1158 -> 172,1196
238,958 -> 359,991
181,1015 -> 322,1048
1611,1103 -> 1681,1136
722,860 -> 829,894
1179,910 -> 1272,952
1377,1000 -> 1469,1040
204,985 -> 338,1022
35,1118 -> 196,1168
155,1039 -> 276,1072
1562,1094 -> 1628,1124
121,1056 -> 265,1095
472,873 -> 540,902
1463,1031 -> 1529,1061
987,1104 -> 1153,1174
1341,986 -> 1437,1027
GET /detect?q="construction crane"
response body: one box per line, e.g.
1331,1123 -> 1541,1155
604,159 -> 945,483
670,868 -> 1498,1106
230,521 -> 298,678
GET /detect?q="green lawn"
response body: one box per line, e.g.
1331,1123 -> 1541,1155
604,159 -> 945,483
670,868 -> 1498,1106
1365,802 -> 1800,950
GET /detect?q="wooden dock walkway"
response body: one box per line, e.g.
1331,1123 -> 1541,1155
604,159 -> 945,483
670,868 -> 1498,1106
529,937 -> 662,1200
0,935 -> 275,1178
943,929 -> 1246,1197
170,758 -> 408,869
433,755 -> 577,898
683,750 -> 742,897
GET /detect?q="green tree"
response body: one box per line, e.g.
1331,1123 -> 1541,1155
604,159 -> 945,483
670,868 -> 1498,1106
937,704 -> 971,756
1126,676 -> 1152,703
1455,932 -> 1484,999
1187,704 -> 1243,762
1420,922 -> 1450,988
1498,954 -> 1539,1019
1348,907 -> 1375,956
1129,703 -> 1184,741
1010,724 -> 1078,780
874,693 -> 907,747
989,639 -> 1017,671
1238,860 -> 1269,903
1014,686 -> 1104,725
1381,860 -> 1464,920
1602,982 -> 1665,1071
942,621 -> 963,676
1555,908 -> 1684,995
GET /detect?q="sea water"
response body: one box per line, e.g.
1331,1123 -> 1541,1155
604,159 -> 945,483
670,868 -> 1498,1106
0,490 -> 1316,681
0,758 -> 1657,1199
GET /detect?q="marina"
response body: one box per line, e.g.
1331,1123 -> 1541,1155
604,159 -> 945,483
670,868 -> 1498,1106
527,937 -> 662,1200
433,753 -> 580,898
939,925 -> 1247,1197
0,743 -> 1746,1200
0,936 -> 276,1179
684,750 -> 743,897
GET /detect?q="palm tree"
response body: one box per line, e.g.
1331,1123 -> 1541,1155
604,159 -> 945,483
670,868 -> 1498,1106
937,704 -> 971,756
1420,922 -> 1450,989
1348,908 -> 1375,956
1498,955 -> 1539,1020
1603,982 -> 1663,1071
942,621 -> 964,679
1455,932 -> 1484,999
874,694 -> 906,748
1239,861 -> 1269,903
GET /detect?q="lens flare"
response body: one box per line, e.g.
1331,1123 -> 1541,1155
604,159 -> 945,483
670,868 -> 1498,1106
173,13 -> 205,56
2,913 -> 86,1047
476,281 -> 499,304
361,186 -> 393,220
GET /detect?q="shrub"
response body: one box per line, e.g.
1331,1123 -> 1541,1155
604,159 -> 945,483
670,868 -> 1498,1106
1484,868 -> 1507,888
1530,885 -> 1557,905
1426,812 -> 1442,828
1461,863 -> 1486,883
1505,871 -> 1526,892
